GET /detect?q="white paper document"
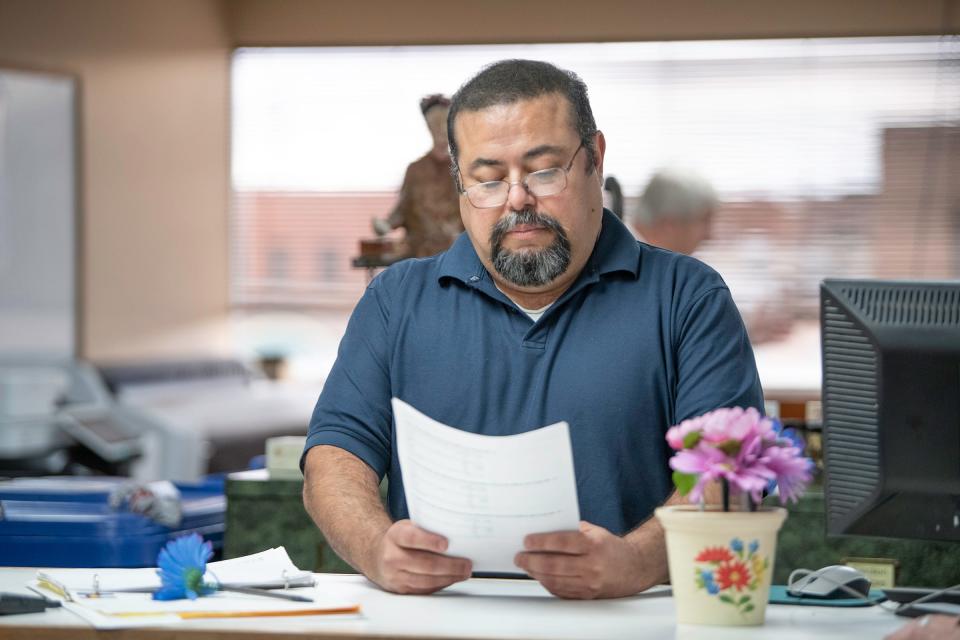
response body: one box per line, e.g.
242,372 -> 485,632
31,547 -> 359,629
36,547 -> 314,599
46,591 -> 360,630
393,398 -> 580,573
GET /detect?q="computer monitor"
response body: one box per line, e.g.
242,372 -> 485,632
820,279 -> 960,542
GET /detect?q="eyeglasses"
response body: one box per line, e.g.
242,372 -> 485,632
459,142 -> 585,209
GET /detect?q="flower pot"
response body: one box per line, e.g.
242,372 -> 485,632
655,505 -> 787,626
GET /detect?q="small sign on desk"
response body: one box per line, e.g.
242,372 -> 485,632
843,557 -> 898,588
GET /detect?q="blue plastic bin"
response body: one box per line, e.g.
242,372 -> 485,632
0,477 -> 225,567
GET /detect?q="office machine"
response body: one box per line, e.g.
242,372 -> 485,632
820,279 -> 960,542
0,360 -> 144,477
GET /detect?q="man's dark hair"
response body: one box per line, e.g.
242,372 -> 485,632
447,59 -> 598,180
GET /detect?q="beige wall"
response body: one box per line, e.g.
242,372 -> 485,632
0,0 -> 956,362
0,0 -> 231,361
227,0 -> 959,45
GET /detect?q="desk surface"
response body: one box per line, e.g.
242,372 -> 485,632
0,569 -> 904,640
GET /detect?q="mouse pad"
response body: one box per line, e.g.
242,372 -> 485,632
768,585 -> 887,607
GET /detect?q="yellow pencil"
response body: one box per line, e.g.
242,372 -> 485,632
105,605 -> 361,619
179,606 -> 361,619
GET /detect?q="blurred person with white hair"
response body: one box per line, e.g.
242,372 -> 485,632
629,167 -> 718,255
631,168 -> 792,345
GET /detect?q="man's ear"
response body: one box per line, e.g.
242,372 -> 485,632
594,131 -> 607,181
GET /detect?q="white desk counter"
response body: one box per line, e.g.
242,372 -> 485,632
0,569 -> 905,640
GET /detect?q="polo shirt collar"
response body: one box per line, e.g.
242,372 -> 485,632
438,228 -> 487,285
438,208 -> 640,287
590,208 -> 642,278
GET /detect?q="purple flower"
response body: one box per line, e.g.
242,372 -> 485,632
761,443 -> 814,503
667,407 -> 813,509
153,533 -> 215,601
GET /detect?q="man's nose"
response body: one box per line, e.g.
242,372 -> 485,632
506,180 -> 536,211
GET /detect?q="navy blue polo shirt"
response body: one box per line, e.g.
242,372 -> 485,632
305,210 -> 763,535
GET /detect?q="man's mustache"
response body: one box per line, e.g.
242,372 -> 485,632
490,209 -> 564,250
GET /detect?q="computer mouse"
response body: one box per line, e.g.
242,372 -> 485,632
787,565 -> 872,599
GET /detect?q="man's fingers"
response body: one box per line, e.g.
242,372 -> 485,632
382,522 -> 472,578
389,519 -> 450,553
377,546 -> 471,594
373,520 -> 472,594
536,574 -> 602,600
394,569 -> 470,594
515,551 -> 582,577
524,530 -> 590,554
386,547 -> 471,578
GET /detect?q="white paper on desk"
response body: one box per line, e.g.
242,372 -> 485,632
44,590 -> 360,630
393,398 -> 580,574
36,546 -> 313,599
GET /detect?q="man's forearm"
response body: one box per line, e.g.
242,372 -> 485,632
622,484 -> 722,590
621,490 -> 688,588
302,445 -> 393,577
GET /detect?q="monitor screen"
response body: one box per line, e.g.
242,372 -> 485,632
820,279 -> 960,542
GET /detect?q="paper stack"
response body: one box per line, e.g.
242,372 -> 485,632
32,547 -> 360,629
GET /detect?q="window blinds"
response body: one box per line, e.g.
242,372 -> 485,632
231,37 -> 959,313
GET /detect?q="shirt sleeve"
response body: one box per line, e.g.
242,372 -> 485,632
301,275 -> 395,477
673,285 -> 765,424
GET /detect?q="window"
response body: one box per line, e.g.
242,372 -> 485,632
266,249 -> 288,279
230,37 -> 960,385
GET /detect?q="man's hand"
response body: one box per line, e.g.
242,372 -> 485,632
885,615 -> 960,640
303,447 -> 470,596
368,519 -> 472,595
515,521 -> 657,599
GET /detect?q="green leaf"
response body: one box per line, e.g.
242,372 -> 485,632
673,471 -> 698,496
719,594 -> 734,604
743,604 -> 755,613
738,595 -> 750,605
682,431 -> 702,449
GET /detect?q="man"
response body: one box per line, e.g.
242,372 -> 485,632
303,60 -> 762,600
630,167 -> 718,256
372,94 -> 463,258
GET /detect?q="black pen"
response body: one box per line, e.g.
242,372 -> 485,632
62,584 -> 314,603
218,586 -> 314,603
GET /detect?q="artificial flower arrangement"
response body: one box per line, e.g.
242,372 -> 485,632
666,406 -> 813,511
662,406 -> 814,617
153,532 -> 215,600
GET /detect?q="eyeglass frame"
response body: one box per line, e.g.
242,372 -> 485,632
455,141 -> 587,209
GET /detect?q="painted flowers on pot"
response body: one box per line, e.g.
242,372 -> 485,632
694,537 -> 769,614
666,406 -> 813,510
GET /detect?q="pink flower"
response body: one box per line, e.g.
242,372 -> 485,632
667,407 -> 813,508
701,407 -> 773,444
670,446 -> 728,503
666,417 -> 705,450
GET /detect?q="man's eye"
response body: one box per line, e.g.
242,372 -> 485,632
528,169 -> 561,186
476,181 -> 504,192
